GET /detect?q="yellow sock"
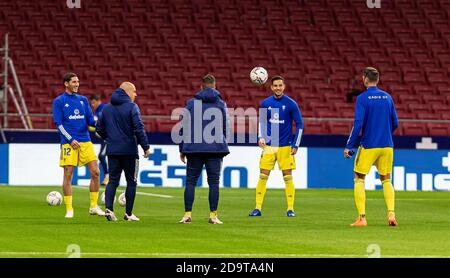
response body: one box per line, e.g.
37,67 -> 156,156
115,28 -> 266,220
89,192 -> 99,209
382,179 -> 395,214
185,211 -> 192,217
283,175 -> 295,211
64,195 -> 73,212
256,173 -> 269,210
354,178 -> 366,216
210,211 -> 217,218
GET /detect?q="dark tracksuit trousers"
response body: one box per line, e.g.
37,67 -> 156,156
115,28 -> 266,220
184,153 -> 223,212
105,155 -> 138,215
98,141 -> 109,175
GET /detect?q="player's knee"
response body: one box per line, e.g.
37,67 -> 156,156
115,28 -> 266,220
260,169 -> 270,175
186,176 -> 199,186
64,166 -> 74,176
91,169 -> 100,179
207,176 -> 220,186
282,170 -> 292,176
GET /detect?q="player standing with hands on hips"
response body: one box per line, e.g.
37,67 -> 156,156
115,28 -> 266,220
52,72 -> 105,218
96,82 -> 150,222
344,67 -> 399,227
249,76 -> 303,217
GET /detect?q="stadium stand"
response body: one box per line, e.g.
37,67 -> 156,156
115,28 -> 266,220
0,0 -> 449,136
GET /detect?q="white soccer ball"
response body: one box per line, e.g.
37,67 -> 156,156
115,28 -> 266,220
46,191 -> 62,206
118,193 -> 126,207
100,192 -> 116,205
250,67 -> 268,85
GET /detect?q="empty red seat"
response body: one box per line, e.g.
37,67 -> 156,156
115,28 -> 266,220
402,123 -> 428,135
427,123 -> 449,136
328,122 -> 353,135
304,121 -> 328,135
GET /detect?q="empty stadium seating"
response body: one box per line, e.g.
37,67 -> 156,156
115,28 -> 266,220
0,0 -> 449,136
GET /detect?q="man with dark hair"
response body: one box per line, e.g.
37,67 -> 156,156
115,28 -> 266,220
90,94 -> 109,186
249,75 -> 303,217
52,72 -> 104,218
344,67 -> 399,227
97,82 -> 150,222
178,74 -> 230,224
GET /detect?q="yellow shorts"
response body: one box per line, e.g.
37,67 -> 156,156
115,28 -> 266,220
259,146 -> 296,171
354,146 -> 393,175
59,142 -> 97,167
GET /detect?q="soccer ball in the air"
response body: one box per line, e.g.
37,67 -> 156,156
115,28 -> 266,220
250,67 -> 268,85
46,191 -> 62,206
100,192 -> 116,205
118,193 -> 126,207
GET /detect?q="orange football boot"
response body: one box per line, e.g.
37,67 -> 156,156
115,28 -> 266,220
350,216 -> 368,227
388,212 -> 398,226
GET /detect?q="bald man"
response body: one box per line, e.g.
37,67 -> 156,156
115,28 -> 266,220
96,82 -> 150,221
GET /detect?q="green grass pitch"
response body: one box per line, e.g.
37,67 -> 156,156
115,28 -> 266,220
0,186 -> 449,258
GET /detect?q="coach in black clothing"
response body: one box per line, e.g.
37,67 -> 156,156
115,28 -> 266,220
96,82 -> 150,222
178,74 -> 230,224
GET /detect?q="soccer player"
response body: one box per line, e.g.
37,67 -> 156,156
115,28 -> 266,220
249,76 -> 303,217
178,74 -> 230,224
52,72 -> 104,218
344,67 -> 399,227
96,82 -> 150,222
90,94 -> 109,186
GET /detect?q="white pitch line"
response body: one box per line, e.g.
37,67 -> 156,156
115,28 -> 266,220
0,252 -> 449,258
74,186 -> 174,199
118,190 -> 174,199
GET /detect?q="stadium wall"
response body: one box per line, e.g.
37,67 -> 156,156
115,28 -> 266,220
1,141 -> 449,191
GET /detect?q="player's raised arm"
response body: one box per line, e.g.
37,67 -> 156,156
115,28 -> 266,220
52,98 -> 73,143
346,96 -> 365,150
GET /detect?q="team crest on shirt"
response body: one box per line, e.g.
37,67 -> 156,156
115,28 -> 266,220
282,105 -> 286,111
268,106 -> 272,110
65,103 -> 69,107
69,108 -> 84,120
269,112 -> 285,124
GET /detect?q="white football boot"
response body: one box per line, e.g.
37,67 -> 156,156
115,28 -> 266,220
89,206 -> 105,216
124,214 -> 140,221
105,209 -> 117,221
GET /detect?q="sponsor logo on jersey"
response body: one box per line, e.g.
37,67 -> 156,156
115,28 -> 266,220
68,109 -> 85,120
